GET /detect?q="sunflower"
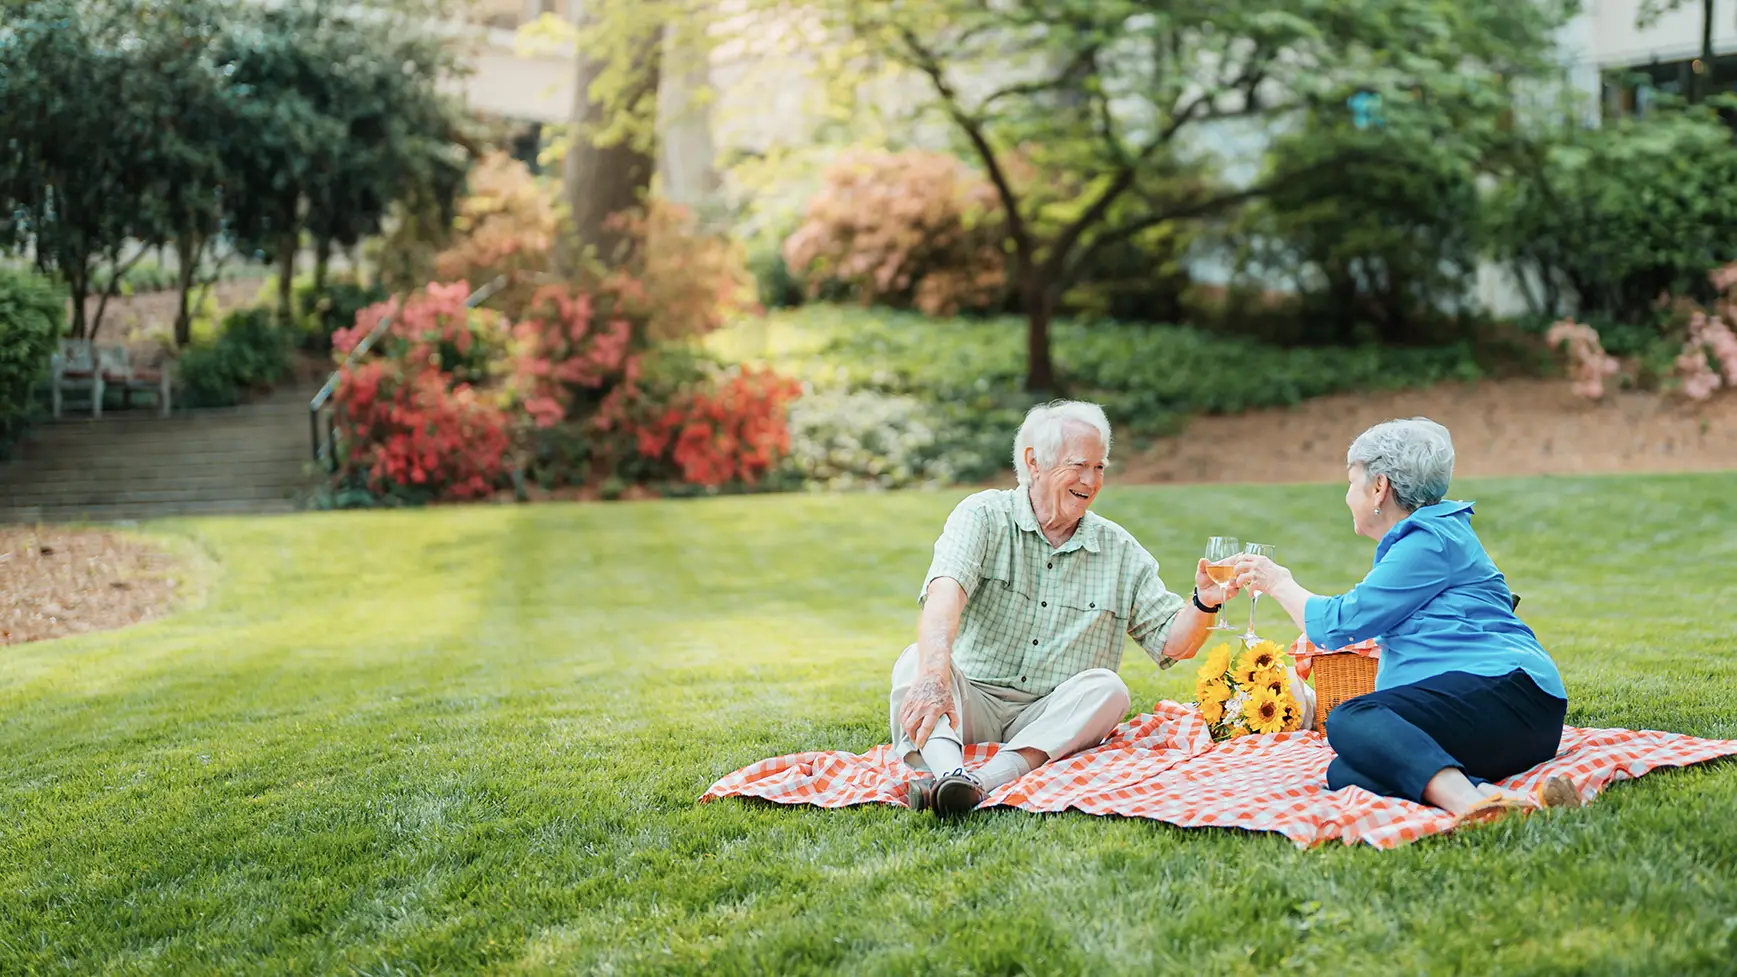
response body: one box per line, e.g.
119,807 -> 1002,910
1245,640 -> 1283,672
1201,697 -> 1225,726
1252,667 -> 1288,698
1196,676 -> 1233,705
1202,643 -> 1233,679
1282,701 -> 1303,732
1243,687 -> 1288,735
1231,656 -> 1262,687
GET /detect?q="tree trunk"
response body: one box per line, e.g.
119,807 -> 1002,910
67,266 -> 89,339
277,235 -> 297,323
1023,277 -> 1057,393
314,236 -> 331,294
560,15 -> 663,274
174,234 -> 201,347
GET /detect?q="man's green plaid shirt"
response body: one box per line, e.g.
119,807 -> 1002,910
919,488 -> 1185,696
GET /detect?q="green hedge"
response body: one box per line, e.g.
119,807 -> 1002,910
0,265 -> 66,451
720,306 -> 1485,485
176,307 -> 295,408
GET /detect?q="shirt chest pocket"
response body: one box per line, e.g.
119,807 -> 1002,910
1056,582 -> 1123,633
979,547 -> 1036,601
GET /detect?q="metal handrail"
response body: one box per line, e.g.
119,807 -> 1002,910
308,275 -> 508,470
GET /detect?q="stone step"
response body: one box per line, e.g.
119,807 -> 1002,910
2,482 -> 303,507
16,418 -> 312,445
3,472 -> 310,503
4,443 -> 313,468
40,398 -> 316,425
1,386 -> 331,522
1,459 -> 312,488
43,398 -> 314,421
1,498 -> 302,525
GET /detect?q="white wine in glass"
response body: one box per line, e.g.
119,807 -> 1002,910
1204,536 -> 1239,631
1241,542 -> 1275,640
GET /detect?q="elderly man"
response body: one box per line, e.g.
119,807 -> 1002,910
893,400 -> 1240,816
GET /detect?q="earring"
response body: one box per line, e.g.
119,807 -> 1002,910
1374,505 -> 1382,515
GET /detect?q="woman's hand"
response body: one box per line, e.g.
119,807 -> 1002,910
1195,558 -> 1242,608
1232,553 -> 1294,595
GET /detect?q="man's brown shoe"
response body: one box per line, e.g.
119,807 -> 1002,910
905,771 -> 986,816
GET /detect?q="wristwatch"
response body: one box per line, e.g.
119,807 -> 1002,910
1191,587 -> 1222,614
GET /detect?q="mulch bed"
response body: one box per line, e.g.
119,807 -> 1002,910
1,528 -> 192,646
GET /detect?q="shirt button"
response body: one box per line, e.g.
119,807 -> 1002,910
1047,562 -> 1053,569
1032,639 -> 1039,645
1041,601 -> 1048,607
1020,676 -> 1027,682
1089,602 -> 1096,608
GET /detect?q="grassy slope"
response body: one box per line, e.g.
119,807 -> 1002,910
2,474 -> 1735,975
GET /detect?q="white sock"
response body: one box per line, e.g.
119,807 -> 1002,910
976,749 -> 1034,791
918,717 -> 965,777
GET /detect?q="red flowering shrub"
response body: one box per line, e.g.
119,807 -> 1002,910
591,356 -> 804,489
333,359 -> 512,501
335,280 -> 509,387
330,281 -> 516,502
782,148 -> 1007,316
508,285 -> 640,429
331,200 -> 799,502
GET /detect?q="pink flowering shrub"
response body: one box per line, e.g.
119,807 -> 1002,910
1545,319 -> 1622,400
1670,263 -> 1737,401
783,148 -> 1008,316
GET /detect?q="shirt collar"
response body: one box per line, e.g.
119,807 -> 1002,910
1376,498 -> 1473,554
1014,487 -> 1102,553
1415,499 -> 1474,519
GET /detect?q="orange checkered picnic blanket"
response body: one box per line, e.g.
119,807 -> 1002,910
700,701 -> 1737,848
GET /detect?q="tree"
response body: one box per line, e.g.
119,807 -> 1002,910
1232,110 -> 1486,346
217,0 -> 472,320
0,0 -> 171,339
562,3 -> 665,270
778,0 -> 1579,390
522,1 -> 722,272
1483,106 -> 1737,323
126,0 -> 234,346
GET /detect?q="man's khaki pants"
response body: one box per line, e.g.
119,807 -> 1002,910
888,643 -> 1132,771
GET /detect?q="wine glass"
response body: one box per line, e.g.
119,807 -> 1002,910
1240,542 -> 1275,641
1203,536 -> 1239,631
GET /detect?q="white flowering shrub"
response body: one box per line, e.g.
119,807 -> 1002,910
782,388 -> 981,490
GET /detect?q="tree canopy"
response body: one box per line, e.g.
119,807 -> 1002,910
748,0 -> 1581,388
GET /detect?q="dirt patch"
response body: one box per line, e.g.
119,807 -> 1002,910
1,529 -> 196,646
1118,379 -> 1737,484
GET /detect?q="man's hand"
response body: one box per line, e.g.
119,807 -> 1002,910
899,669 -> 960,748
1194,557 -> 1243,608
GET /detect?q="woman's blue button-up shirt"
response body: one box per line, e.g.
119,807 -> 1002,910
1303,500 -> 1567,700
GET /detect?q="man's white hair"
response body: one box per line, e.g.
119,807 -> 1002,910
1346,416 -> 1455,511
1013,400 -> 1113,486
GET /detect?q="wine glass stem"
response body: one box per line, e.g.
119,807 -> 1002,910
1246,592 -> 1261,635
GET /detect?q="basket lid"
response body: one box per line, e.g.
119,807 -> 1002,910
1289,636 -> 1380,680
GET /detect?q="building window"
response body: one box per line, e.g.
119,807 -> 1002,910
1603,53 -> 1737,124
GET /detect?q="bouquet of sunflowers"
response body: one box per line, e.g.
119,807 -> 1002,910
1193,638 -> 1308,741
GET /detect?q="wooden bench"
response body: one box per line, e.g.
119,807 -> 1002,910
51,340 -> 173,418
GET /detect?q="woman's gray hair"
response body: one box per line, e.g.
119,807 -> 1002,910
1346,417 -> 1455,512
1013,400 -> 1112,486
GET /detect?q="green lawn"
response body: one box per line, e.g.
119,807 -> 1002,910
4,473 -> 1736,974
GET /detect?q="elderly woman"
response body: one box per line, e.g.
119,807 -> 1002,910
1233,417 -> 1578,820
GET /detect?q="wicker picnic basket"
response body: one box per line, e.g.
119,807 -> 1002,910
1310,651 -> 1379,729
